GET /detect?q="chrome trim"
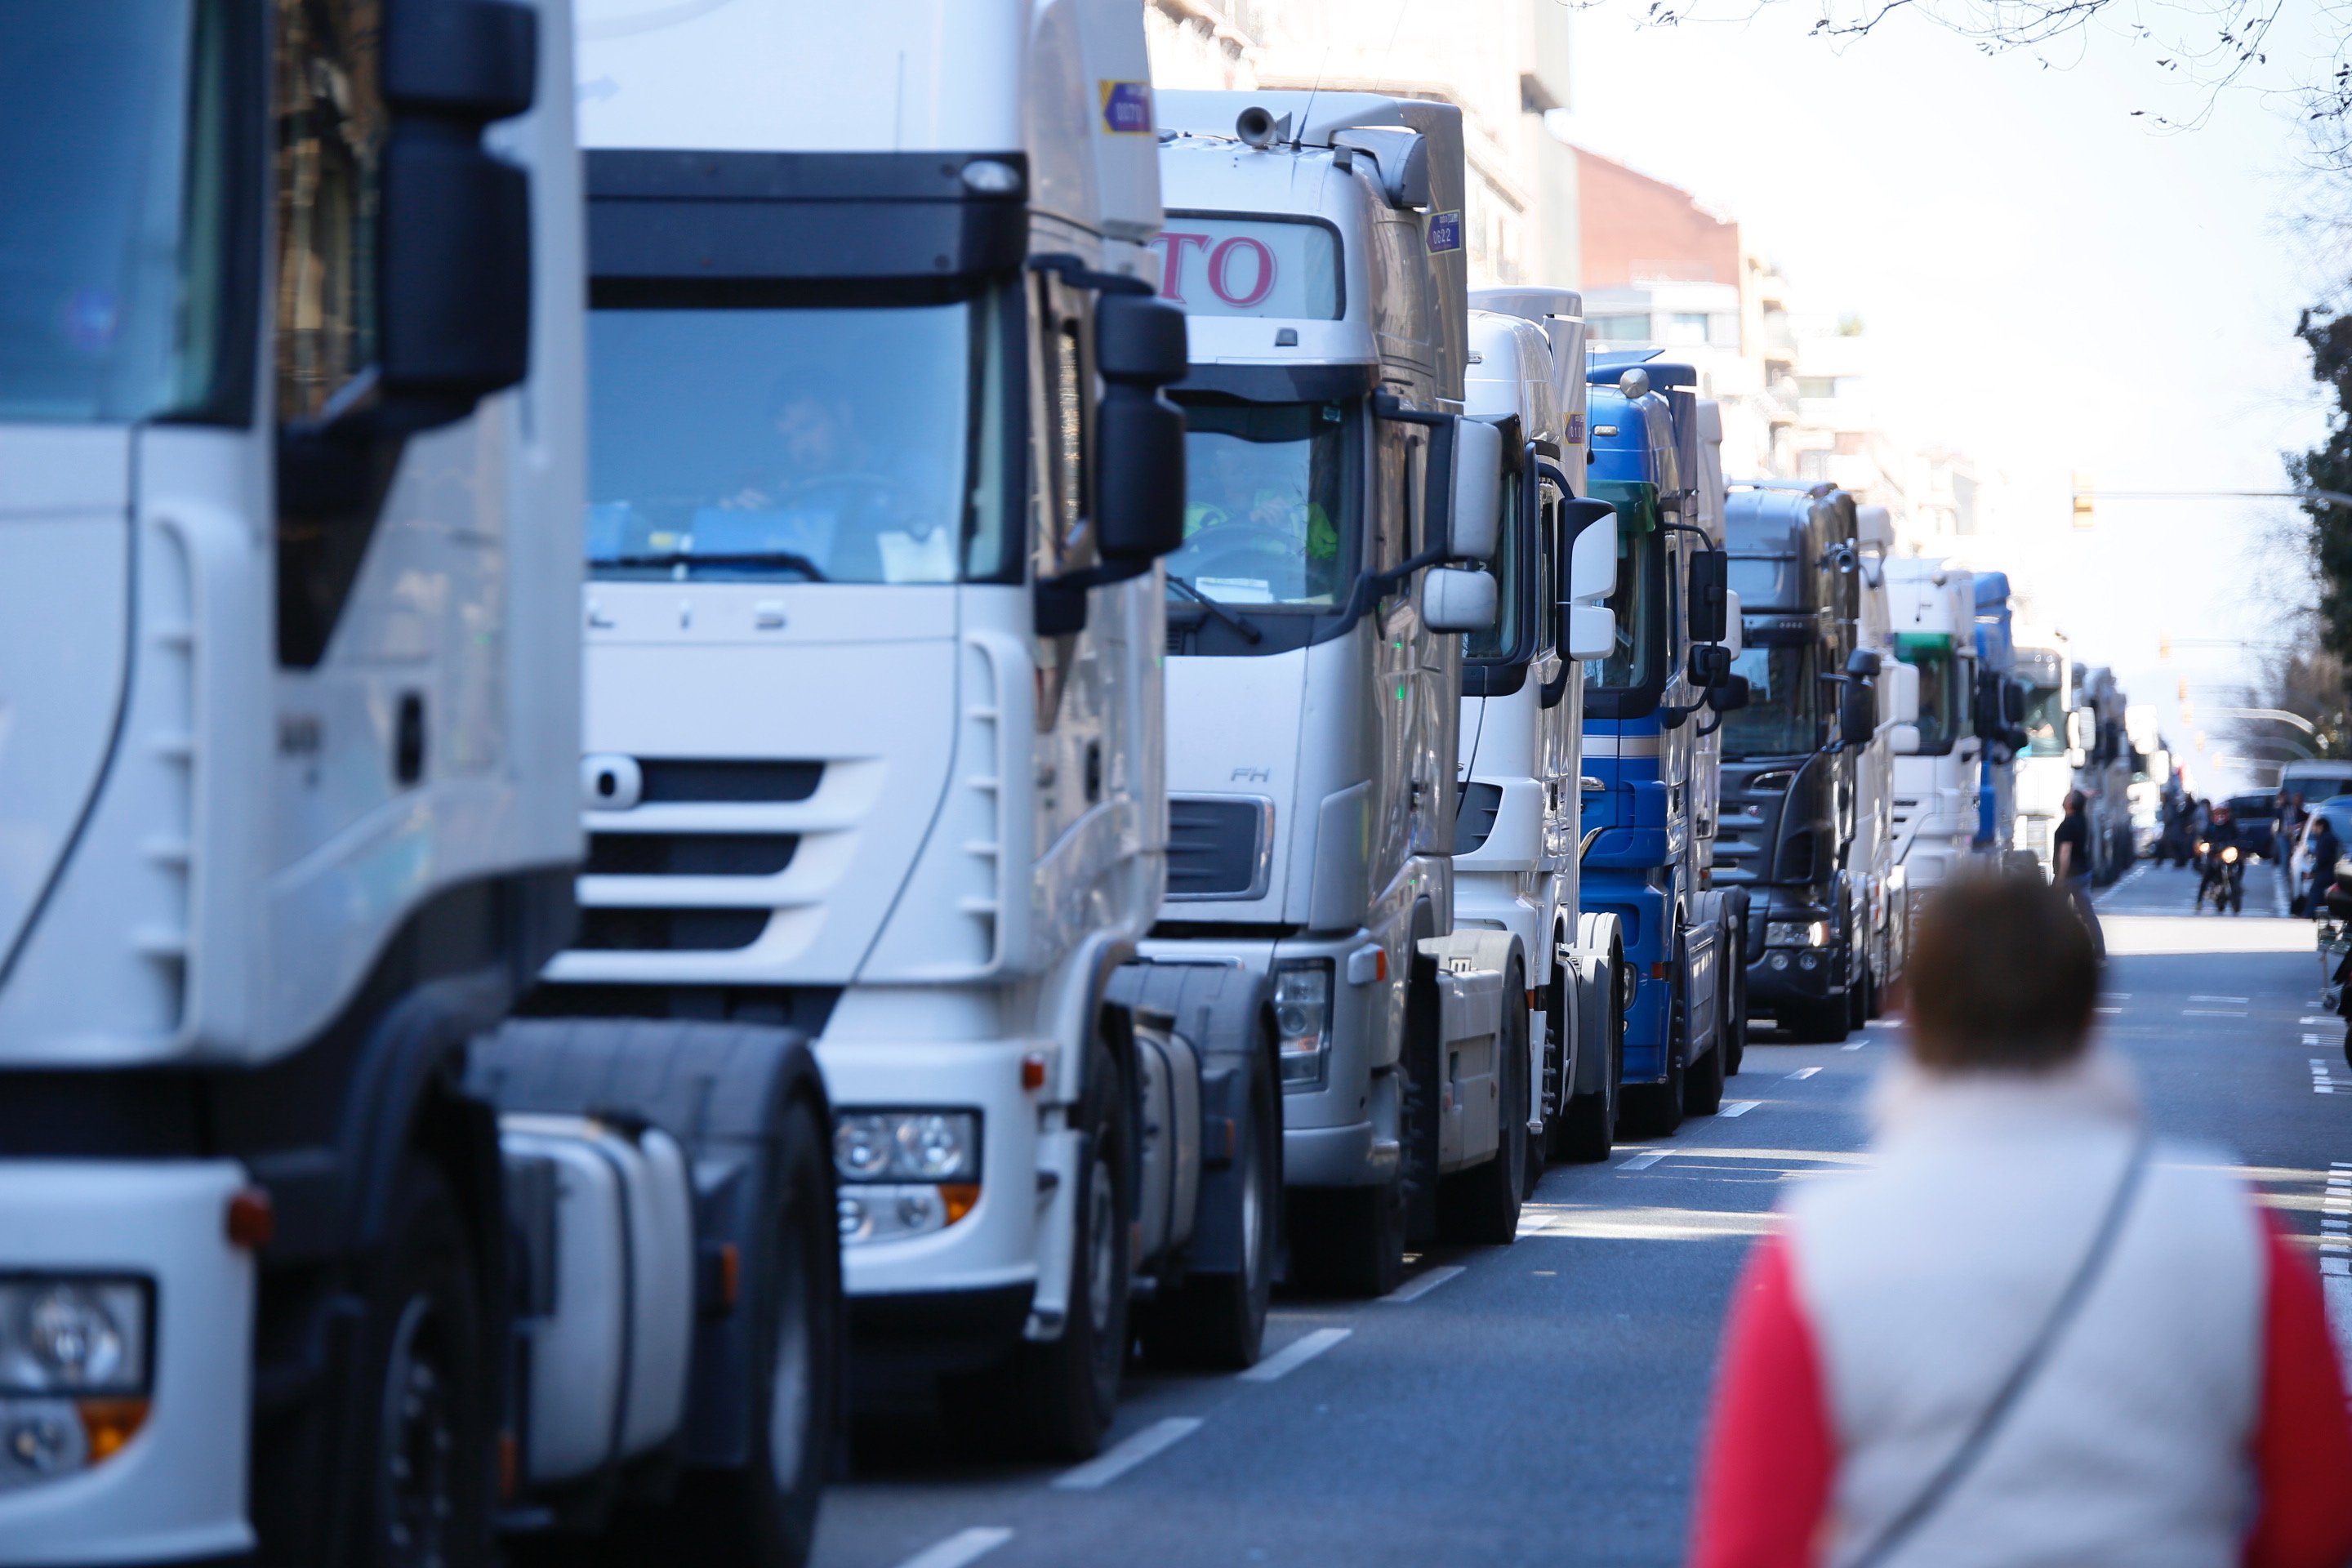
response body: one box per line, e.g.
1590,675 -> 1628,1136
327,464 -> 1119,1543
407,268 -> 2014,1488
1581,733 -> 1663,758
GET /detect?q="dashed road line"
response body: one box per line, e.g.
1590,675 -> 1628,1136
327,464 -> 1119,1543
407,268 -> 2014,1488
894,1527 -> 1016,1568
1382,1264 -> 1466,1303
2311,1058 -> 2345,1094
1717,1100 -> 1761,1117
1786,1067 -> 1821,1080
2190,995 -> 2252,1004
2304,1017 -> 2340,1025
1052,1417 -> 1203,1490
1237,1327 -> 1351,1384
1617,1150 -> 1668,1170
2186,1009 -> 2249,1017
1842,1040 -> 1867,1050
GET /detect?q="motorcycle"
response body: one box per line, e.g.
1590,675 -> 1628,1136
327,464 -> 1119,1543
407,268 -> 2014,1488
2196,842 -> 2244,915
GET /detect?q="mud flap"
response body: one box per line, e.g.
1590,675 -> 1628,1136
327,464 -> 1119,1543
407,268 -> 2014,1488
1568,911 -> 1624,1099
1413,929 -> 1518,1173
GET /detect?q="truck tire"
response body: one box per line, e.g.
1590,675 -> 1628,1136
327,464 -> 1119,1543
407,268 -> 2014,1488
1136,1049 -> 1276,1369
1554,965 -> 1620,1163
355,1161 -> 491,1568
1526,967 -> 1564,1197
635,1095 -> 837,1568
1011,1041 -> 1131,1458
1723,944 -> 1748,1077
1288,1180 -> 1404,1298
1437,963 -> 1527,1245
1619,955 -> 1687,1138
1682,1027 -> 1724,1117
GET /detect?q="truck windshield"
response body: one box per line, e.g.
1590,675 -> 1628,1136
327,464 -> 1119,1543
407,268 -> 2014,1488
2020,683 -> 2068,755
1895,637 -> 1971,752
1584,502 -> 1661,694
1729,555 -> 1800,613
1165,397 -> 1352,609
1722,643 -> 1818,755
586,287 -> 1011,583
0,0 -> 236,423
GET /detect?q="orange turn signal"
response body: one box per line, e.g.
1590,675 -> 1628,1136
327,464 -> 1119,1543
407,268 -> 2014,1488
1021,1053 -> 1048,1090
77,1399 -> 149,1464
226,1187 -> 274,1250
940,1183 -> 981,1225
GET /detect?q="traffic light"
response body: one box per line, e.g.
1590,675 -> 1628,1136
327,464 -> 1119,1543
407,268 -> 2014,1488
2071,471 -> 2095,529
2159,630 -> 2172,659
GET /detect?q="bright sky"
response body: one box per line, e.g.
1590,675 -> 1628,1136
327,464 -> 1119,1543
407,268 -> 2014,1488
1554,0 -> 2345,788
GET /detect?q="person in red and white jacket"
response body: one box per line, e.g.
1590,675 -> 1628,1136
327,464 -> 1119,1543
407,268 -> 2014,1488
1690,872 -> 2352,1568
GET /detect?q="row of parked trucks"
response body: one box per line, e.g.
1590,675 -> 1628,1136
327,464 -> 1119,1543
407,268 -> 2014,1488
0,2 -> 2124,1563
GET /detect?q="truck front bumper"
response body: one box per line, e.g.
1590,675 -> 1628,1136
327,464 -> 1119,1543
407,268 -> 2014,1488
1138,929 -> 1399,1190
815,1036 -> 1051,1366
0,1160 -> 254,1567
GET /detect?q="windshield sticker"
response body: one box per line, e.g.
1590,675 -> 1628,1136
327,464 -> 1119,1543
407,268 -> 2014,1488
1100,80 -> 1153,135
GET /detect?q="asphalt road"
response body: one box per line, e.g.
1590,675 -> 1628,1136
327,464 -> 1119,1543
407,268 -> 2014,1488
809,858 -> 2352,1568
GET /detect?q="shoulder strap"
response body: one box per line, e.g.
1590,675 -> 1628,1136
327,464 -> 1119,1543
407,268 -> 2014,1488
1846,1131 -> 2153,1568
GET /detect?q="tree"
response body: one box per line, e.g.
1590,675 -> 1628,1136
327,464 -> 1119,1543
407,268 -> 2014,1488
2293,302 -> 2352,675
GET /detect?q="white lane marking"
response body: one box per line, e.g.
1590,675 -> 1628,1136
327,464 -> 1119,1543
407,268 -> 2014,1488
1842,1040 -> 1868,1050
2185,1009 -> 2249,1017
1617,1150 -> 1668,1170
1718,1100 -> 1761,1117
2096,1006 -> 2123,1014
1383,1264 -> 1466,1303
2190,995 -> 2252,1003
1237,1327 -> 1351,1384
894,1528 -> 1016,1568
1053,1417 -> 1203,1490
1787,1067 -> 1821,1080
2305,1017 -> 2340,1024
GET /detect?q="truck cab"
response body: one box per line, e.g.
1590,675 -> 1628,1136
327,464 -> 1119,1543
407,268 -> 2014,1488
1457,292 -> 1630,1169
1887,558 -> 1984,906
1970,571 -> 2029,858
1717,483 -> 1878,1043
1579,363 -> 1743,1129
1147,90 -> 1526,1294
549,0 -> 1218,1457
2014,642 -> 2074,873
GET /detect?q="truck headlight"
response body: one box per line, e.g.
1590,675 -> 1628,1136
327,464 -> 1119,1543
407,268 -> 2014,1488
832,1111 -> 979,1183
1764,920 -> 1830,948
0,1278 -> 151,1492
1273,960 -> 1334,1088
0,1281 -> 148,1396
831,1112 -> 982,1248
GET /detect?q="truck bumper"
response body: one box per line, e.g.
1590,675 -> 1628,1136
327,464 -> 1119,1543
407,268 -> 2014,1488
815,1037 -> 1046,1366
1138,928 -> 1398,1190
1747,947 -> 1840,1007
0,1160 -> 255,1568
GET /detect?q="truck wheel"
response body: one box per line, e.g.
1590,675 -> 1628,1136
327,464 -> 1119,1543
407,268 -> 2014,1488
1619,969 -> 1686,1138
1437,964 -> 1527,1245
1682,1031 -> 1724,1118
1723,942 -> 1748,1077
641,1096 -> 838,1568
1847,961 -> 1869,1031
1137,1051 -> 1276,1369
356,1162 -> 489,1568
1526,969 -> 1564,1197
1013,1042 -> 1130,1459
1554,965 -> 1620,1163
1288,1180 -> 1405,1298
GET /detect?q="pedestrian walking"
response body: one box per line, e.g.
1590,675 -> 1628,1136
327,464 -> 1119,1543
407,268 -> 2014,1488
2051,788 -> 2104,958
1688,873 -> 2352,1568
2301,813 -> 2341,920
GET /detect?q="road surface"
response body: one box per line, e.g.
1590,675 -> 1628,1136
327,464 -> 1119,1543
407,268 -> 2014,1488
811,859 -> 2352,1568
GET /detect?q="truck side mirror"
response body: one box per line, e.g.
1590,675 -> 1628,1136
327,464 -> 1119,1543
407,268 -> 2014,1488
1446,416 -> 1503,564
1094,293 -> 1190,562
379,0 -> 541,413
1840,679 -> 1876,747
1883,661 -> 1920,725
1686,547 -> 1728,644
1559,497 -> 1618,660
1423,565 -> 1497,633
1688,644 -> 1731,688
1890,721 -> 1922,755
2065,708 -> 2094,753
1846,648 -> 1882,679
1708,674 -> 1750,712
1719,590 -> 1744,658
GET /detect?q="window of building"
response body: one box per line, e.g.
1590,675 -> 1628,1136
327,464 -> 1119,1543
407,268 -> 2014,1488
1588,313 -> 1650,341
1797,376 -> 1837,399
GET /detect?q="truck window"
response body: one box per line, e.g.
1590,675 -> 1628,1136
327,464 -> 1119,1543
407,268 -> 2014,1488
584,285 -> 1013,585
1895,636 -> 1971,753
1723,643 -> 1819,756
1464,461 -> 1527,662
1584,501 -> 1661,696
1166,397 -> 1354,609
1728,555 -> 1800,613
2020,682 -> 2068,755
0,0 -> 244,423
274,0 -> 382,425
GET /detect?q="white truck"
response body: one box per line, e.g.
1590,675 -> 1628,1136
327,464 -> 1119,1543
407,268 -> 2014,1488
551,0 -> 1256,1458
1455,293 -> 1631,1173
1886,557 -> 1983,909
0,3 -> 841,1564
1848,505 -> 1915,1020
1147,91 -> 1523,1294
2014,639 -> 2075,874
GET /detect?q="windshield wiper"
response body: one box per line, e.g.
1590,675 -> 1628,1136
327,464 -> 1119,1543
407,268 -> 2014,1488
594,550 -> 828,581
1167,574 -> 1263,644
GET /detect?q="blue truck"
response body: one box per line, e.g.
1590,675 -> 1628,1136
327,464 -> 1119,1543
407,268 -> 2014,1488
1971,571 -> 2030,857
1577,360 -> 1746,1133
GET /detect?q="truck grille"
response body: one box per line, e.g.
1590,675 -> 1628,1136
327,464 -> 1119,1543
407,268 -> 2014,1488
1455,782 -> 1503,853
1167,795 -> 1271,900
585,833 -> 798,877
638,759 -> 822,804
575,907 -> 769,951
